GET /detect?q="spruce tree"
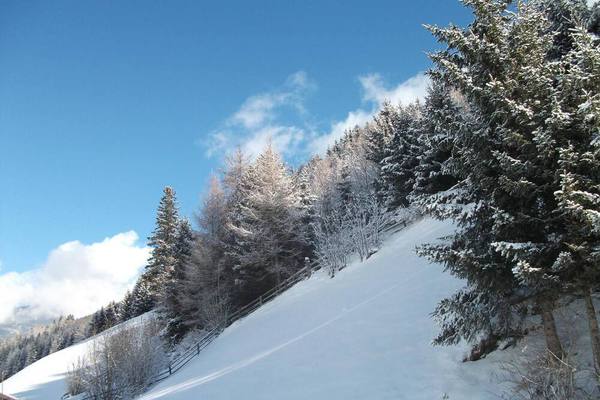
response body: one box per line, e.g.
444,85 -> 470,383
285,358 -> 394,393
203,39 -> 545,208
379,103 -> 422,209
144,186 -> 180,305
551,25 -> 600,371
419,0 -> 575,356
412,81 -> 462,198
163,218 -> 195,340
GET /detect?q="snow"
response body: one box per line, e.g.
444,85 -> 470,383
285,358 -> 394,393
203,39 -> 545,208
4,218 -> 528,400
137,217 -> 509,400
3,313 -> 154,400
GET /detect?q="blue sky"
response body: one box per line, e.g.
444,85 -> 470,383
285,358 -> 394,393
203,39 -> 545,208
0,0 -> 471,323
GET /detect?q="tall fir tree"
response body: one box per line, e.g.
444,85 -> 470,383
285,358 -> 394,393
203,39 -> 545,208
163,218 -> 195,340
418,0 -> 585,357
143,186 -> 180,305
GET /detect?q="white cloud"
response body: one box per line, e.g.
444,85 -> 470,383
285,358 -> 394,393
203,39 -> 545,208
359,72 -> 429,107
307,72 -> 430,155
0,231 -> 150,325
205,71 -> 315,160
203,71 -> 430,160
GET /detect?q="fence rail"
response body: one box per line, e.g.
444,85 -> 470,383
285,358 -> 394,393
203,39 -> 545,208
77,260 -> 317,400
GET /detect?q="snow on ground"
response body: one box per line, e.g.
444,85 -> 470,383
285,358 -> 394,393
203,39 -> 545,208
137,218 -> 512,400
3,313 -> 154,400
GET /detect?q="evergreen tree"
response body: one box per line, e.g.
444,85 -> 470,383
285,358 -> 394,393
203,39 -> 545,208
419,0 -> 577,357
163,218 -> 195,340
379,103 -> 422,209
131,279 -> 154,316
534,0 -> 591,59
365,103 -> 401,200
143,186 -> 180,305
175,176 -> 232,333
119,290 -> 135,322
551,25 -> 600,371
412,81 -> 462,198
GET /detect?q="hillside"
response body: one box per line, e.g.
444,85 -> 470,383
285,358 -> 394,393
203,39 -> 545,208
135,217 -> 510,400
2,313 -> 152,400
4,218 -> 531,400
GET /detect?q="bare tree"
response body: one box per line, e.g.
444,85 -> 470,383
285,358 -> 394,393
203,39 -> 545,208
67,316 -> 166,399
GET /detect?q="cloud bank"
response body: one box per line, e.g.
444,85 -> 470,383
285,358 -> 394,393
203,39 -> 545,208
0,231 -> 150,325
203,71 -> 430,160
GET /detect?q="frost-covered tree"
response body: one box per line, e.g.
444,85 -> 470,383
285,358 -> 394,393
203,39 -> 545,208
162,218 -> 195,340
0,315 -> 87,379
379,103 -> 423,209
551,25 -> 600,372
366,102 -> 400,166
68,316 -> 166,399
131,279 -> 154,316
365,103 -> 402,201
419,0 -> 579,357
143,187 -> 180,304
412,81 -> 463,198
227,144 -> 310,303
119,290 -> 135,322
533,0 -> 591,59
176,177 -> 232,332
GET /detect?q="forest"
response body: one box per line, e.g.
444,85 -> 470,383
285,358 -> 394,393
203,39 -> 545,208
2,1 -> 599,398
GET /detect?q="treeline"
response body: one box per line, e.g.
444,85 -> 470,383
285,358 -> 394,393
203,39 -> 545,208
0,315 -> 89,377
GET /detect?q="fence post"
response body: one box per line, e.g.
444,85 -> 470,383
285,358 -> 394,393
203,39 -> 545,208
169,364 -> 172,375
197,342 -> 200,355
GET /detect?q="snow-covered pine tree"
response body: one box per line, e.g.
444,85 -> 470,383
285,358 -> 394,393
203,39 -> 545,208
294,162 -> 318,251
345,127 -> 379,204
411,80 -> 462,198
220,148 -> 251,297
366,102 -> 400,166
551,24 -> 600,372
419,0 -> 577,357
365,102 -> 401,201
379,102 -> 422,209
533,0 -> 591,60
103,302 -> 119,328
131,279 -> 154,316
143,186 -> 180,305
162,218 -> 195,340
119,290 -> 135,322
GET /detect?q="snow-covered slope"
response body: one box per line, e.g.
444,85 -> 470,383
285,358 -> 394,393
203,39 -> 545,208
5,218 -> 516,400
3,313 -> 153,400
137,218 -> 508,400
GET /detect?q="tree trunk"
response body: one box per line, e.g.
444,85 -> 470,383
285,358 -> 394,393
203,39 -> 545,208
583,287 -> 600,375
539,299 -> 564,359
